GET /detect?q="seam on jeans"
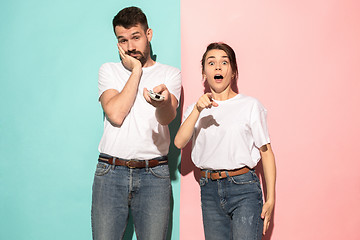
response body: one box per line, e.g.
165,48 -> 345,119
149,165 -> 170,179
229,177 -> 256,185
254,206 -> 263,240
94,163 -> 111,176
199,177 -> 207,187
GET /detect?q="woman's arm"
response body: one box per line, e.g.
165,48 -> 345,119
174,106 -> 200,149
174,93 -> 218,149
260,143 -> 276,235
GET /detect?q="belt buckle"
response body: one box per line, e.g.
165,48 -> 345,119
211,171 -> 224,180
126,160 -> 136,169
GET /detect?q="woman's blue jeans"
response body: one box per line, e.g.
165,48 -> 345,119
91,160 -> 171,240
200,170 -> 264,240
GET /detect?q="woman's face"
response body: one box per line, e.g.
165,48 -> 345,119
203,49 -> 233,94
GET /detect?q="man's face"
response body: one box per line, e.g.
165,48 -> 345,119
115,24 -> 152,66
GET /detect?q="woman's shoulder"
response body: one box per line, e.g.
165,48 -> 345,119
235,94 -> 264,106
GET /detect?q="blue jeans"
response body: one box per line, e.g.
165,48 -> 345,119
200,170 -> 264,240
91,157 -> 171,240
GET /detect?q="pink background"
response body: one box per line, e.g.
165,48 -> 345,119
180,0 -> 360,239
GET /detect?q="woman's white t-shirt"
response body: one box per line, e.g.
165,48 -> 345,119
183,94 -> 270,170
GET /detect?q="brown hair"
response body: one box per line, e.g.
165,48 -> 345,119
201,42 -> 239,93
112,7 -> 149,33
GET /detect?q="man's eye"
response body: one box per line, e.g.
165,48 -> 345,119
119,39 -> 127,44
134,36 -> 140,40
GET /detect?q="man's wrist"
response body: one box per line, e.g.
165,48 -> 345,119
132,65 -> 142,75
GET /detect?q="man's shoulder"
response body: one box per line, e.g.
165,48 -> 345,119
153,62 -> 180,74
99,62 -> 125,72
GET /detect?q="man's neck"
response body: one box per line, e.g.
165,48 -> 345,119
142,58 -> 156,68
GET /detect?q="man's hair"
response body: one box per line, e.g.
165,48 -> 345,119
201,42 -> 239,93
112,7 -> 149,33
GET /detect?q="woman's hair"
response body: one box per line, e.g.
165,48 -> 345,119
201,42 -> 239,93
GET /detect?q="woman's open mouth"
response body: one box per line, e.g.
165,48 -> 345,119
214,74 -> 223,82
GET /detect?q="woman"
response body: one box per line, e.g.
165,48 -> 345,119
175,42 -> 276,239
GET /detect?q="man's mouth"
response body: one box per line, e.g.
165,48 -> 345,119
127,51 -> 142,58
214,75 -> 224,80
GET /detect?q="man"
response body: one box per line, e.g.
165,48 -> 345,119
91,7 -> 181,240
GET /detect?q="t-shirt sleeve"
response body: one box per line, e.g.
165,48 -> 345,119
250,100 -> 271,148
182,103 -> 196,123
181,103 -> 197,140
98,63 -> 119,100
164,67 -> 182,106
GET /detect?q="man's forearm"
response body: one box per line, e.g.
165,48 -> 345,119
101,67 -> 142,126
155,95 -> 177,125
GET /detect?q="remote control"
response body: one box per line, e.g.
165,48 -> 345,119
148,90 -> 165,101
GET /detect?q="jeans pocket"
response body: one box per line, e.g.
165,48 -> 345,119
149,165 -> 170,179
199,177 -> 208,187
94,162 -> 111,176
230,172 -> 257,185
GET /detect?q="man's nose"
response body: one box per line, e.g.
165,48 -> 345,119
128,40 -> 136,51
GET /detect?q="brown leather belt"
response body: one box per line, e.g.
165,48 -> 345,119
201,167 -> 250,180
98,155 -> 168,169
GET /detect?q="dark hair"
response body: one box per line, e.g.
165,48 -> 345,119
112,7 -> 149,33
201,42 -> 239,93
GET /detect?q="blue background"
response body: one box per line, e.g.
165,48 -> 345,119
0,0 -> 181,239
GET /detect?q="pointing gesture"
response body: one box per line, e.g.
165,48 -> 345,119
196,93 -> 219,112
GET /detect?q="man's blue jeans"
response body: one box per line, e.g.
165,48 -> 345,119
200,170 -> 264,240
91,158 -> 171,240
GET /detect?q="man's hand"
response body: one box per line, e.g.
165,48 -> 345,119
143,84 -> 171,108
118,43 -> 142,72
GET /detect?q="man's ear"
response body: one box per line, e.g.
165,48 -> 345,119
146,28 -> 153,42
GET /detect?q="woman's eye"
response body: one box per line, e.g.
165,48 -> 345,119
222,61 -> 228,65
209,62 -> 214,66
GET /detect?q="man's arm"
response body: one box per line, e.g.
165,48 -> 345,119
100,44 -> 142,127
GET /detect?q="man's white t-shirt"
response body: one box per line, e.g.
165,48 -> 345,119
98,62 -> 181,160
183,94 -> 270,170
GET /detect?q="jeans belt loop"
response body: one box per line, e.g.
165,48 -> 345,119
225,171 -> 230,179
204,170 -> 208,183
145,159 -> 149,171
111,157 -> 116,170
218,171 -> 224,180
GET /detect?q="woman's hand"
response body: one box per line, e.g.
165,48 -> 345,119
261,199 -> 274,235
195,93 -> 218,112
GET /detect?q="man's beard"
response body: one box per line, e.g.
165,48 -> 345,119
126,42 -> 150,66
